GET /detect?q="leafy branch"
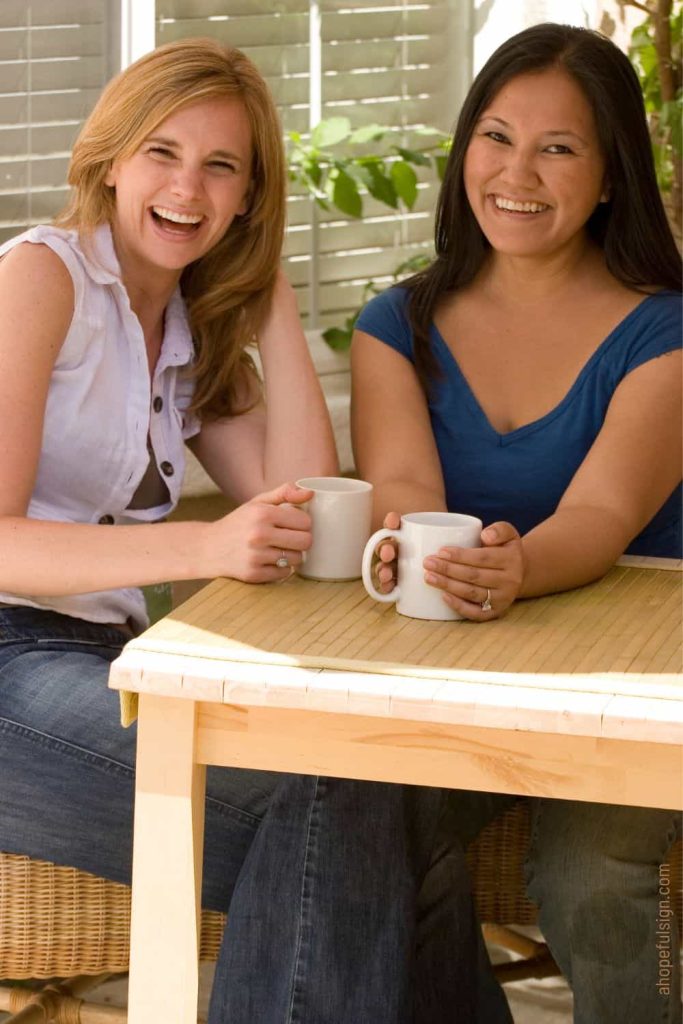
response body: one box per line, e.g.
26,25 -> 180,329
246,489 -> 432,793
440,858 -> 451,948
286,118 -> 449,349
321,252 -> 432,351
286,117 -> 450,219
622,0 -> 682,234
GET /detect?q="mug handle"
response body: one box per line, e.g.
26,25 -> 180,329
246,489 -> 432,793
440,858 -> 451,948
361,528 -> 401,603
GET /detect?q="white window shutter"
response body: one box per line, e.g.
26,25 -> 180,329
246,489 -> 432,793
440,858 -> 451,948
157,0 -> 464,329
0,0 -> 112,244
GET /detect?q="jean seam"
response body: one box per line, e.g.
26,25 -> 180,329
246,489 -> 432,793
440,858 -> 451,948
287,776 -> 324,1024
205,794 -> 262,829
0,637 -> 123,650
0,718 -> 264,830
0,717 -> 134,778
522,796 -> 542,902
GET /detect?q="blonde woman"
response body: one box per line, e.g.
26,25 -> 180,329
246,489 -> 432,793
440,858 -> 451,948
0,39 -> 499,1023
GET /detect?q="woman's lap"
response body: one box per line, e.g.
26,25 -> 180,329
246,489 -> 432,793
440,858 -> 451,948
0,608 -> 283,911
0,608 -> 502,1022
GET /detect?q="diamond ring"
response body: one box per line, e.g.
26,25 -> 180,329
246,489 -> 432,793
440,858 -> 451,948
481,588 -> 492,612
276,551 -> 290,569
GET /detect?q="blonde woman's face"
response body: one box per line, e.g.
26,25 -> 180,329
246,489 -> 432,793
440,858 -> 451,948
104,96 -> 252,284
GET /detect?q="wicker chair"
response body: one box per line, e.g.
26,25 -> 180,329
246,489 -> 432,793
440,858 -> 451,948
0,855 -> 224,1023
1,802 -> 680,1022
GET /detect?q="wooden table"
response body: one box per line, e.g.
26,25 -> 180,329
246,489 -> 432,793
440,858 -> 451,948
109,556 -> 683,1024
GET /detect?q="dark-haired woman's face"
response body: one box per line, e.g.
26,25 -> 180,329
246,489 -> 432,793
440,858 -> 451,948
463,68 -> 607,261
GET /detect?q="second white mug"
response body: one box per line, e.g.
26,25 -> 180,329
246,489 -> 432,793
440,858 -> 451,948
296,476 -> 373,581
361,511 -> 483,620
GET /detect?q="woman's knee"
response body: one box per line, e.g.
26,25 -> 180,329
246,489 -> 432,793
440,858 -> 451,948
525,799 -> 680,902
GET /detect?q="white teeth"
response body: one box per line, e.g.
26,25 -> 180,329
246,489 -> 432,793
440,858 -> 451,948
494,197 -> 549,213
152,206 -> 203,225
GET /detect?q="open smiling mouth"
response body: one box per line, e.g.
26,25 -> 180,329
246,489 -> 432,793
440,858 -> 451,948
150,205 -> 204,235
492,196 -> 550,215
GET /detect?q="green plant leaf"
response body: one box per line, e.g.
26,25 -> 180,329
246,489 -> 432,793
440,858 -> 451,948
330,169 -> 363,217
305,158 -> 323,188
349,123 -> 389,144
360,162 -> 398,208
396,146 -> 431,167
435,154 -> 449,181
322,325 -> 354,350
311,117 -> 352,148
391,160 -> 418,208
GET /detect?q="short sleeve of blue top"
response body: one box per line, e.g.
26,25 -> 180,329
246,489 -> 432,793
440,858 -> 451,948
356,286 -> 682,558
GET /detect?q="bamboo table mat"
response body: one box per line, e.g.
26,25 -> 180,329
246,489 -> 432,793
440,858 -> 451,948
124,561 -> 682,701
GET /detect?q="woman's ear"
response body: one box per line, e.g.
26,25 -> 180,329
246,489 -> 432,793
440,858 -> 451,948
237,181 -> 252,217
104,163 -> 117,188
599,180 -> 611,203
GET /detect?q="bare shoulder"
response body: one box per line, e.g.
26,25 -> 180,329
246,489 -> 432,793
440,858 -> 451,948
0,240 -> 74,296
0,242 -> 74,356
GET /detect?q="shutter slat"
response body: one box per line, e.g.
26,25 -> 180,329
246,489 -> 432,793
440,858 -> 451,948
0,3 -> 108,236
0,2 -> 105,29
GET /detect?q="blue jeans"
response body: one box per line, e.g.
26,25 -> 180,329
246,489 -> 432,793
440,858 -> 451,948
0,606 -> 510,1024
450,790 -> 682,1024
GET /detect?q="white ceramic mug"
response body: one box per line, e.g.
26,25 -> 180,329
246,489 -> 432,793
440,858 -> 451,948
361,511 -> 483,620
296,477 -> 374,581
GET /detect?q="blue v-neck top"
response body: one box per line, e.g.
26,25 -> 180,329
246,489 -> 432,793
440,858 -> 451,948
356,286 -> 682,557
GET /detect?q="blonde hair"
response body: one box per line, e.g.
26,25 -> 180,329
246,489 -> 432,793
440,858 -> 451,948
56,38 -> 287,419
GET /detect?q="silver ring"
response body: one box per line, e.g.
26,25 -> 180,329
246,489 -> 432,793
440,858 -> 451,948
276,550 -> 290,569
481,588 -> 492,612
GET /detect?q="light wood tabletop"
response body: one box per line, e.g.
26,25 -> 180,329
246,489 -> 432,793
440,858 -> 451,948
109,556 -> 682,1024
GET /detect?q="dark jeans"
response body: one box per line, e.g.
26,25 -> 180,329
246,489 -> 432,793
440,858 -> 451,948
446,782 -> 682,1023
0,606 -> 510,1023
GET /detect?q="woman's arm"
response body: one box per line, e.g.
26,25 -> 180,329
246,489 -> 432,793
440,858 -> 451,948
352,321 -> 682,619
519,348 -> 682,594
422,351 -> 681,618
0,249 -> 315,596
189,271 -> 339,505
351,329 -> 447,527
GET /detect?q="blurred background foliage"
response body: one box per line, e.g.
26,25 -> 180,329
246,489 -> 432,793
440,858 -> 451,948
292,2 -> 681,351
622,0 -> 682,237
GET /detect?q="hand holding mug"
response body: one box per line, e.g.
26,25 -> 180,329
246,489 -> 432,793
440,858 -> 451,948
423,521 -> 526,620
362,512 -> 483,620
206,481 -> 313,583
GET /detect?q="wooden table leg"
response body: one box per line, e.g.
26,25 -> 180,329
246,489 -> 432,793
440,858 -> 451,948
128,694 -> 207,1024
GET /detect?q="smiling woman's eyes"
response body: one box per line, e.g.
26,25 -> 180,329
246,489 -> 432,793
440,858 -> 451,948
146,145 -> 175,159
545,143 -> 573,154
484,130 -> 509,144
207,159 -> 237,173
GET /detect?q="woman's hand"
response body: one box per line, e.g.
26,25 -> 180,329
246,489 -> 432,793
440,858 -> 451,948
423,521 -> 526,620
201,481 -> 314,583
375,511 -> 400,593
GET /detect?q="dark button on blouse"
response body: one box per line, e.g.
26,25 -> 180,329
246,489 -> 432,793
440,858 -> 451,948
98,514 -> 115,525
152,396 -> 163,413
160,461 -> 174,477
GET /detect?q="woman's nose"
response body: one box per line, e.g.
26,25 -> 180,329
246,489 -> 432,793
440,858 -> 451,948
500,148 -> 540,189
169,164 -> 203,199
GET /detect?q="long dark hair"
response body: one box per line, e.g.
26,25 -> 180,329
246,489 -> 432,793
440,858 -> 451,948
406,23 -> 682,391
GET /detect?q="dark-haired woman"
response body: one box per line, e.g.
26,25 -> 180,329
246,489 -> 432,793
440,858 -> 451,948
352,23 -> 681,1024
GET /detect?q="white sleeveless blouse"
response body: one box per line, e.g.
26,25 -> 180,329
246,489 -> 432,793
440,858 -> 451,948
0,223 -> 200,631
